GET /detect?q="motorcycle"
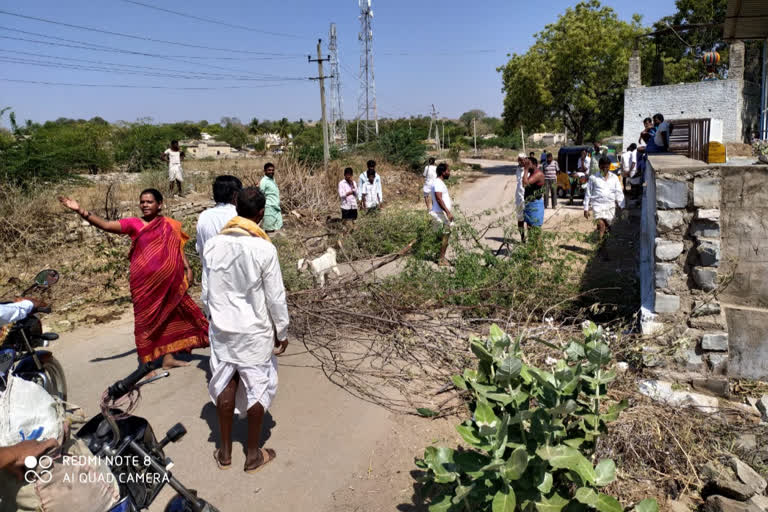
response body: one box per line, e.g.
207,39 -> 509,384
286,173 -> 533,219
0,269 -> 67,400
77,362 -> 220,512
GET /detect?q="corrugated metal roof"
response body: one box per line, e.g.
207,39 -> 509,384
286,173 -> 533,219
724,0 -> 768,40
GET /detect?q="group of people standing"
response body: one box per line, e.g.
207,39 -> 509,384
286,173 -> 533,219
59,165 -> 291,474
338,159 -> 384,222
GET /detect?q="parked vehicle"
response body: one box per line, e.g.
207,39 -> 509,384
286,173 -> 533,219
556,146 -> 590,200
77,363 -> 220,512
0,269 -> 66,400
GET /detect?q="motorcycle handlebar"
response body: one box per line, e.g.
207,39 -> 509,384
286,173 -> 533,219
107,360 -> 161,401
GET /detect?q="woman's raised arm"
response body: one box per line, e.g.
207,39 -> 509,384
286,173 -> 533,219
58,197 -> 123,234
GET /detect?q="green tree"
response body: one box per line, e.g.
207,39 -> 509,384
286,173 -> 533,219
459,109 -> 487,133
499,0 -> 643,144
648,0 -> 728,84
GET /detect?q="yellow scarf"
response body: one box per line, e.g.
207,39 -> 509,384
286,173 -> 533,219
220,216 -> 272,243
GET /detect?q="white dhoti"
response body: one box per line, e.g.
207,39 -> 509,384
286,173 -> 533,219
208,348 -> 278,418
168,164 -> 183,182
592,204 -> 616,224
430,211 -> 454,232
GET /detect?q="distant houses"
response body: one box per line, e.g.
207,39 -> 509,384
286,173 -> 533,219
180,132 -> 289,159
528,132 -> 567,145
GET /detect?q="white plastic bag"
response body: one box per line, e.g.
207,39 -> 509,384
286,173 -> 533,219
0,375 -> 63,447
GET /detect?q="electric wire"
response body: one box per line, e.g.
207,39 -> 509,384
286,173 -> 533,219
0,8 -> 300,56
119,0 -> 305,40
0,49 -> 306,81
0,56 -> 305,82
0,30 -> 297,77
0,77 -> 303,90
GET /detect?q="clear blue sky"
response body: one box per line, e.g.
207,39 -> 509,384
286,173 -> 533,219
0,0 -> 676,126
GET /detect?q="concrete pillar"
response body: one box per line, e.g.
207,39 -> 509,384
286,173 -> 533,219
729,40 -> 745,80
628,49 -> 642,88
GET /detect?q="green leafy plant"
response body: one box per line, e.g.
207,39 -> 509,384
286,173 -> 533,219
416,323 -> 657,512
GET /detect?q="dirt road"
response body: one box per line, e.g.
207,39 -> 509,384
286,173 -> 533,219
458,158 -> 591,245
55,317 -> 400,511
47,160 -> 586,511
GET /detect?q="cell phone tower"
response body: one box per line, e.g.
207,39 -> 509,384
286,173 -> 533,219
355,0 -> 379,144
328,23 -> 347,148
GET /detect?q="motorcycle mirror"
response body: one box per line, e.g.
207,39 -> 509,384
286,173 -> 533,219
34,269 -> 59,287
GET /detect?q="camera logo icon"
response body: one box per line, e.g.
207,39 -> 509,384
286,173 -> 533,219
24,455 -> 53,484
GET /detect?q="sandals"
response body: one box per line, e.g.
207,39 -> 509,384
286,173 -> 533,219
244,448 -> 277,474
213,449 -> 232,470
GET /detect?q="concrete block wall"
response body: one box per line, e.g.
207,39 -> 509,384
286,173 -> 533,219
622,79 -> 752,152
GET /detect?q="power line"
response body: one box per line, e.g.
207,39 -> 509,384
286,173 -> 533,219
0,30 -> 295,77
119,0 -> 305,40
0,78 -> 299,90
0,26 -> 302,58
0,56 -> 305,82
0,49 -> 305,81
0,8 -> 298,56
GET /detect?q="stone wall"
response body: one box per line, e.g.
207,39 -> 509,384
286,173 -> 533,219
643,156 -> 728,377
641,155 -> 768,382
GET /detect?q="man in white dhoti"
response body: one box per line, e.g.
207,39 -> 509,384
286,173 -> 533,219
584,156 -> 625,244
202,187 -> 289,474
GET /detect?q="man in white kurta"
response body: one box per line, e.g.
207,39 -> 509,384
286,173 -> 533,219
584,156 -> 625,242
202,187 -> 289,473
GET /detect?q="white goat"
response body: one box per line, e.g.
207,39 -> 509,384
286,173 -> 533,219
297,247 -> 340,287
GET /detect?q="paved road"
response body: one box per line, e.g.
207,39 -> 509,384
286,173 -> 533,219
54,318 -> 393,511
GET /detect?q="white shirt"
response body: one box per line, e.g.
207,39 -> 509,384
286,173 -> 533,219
654,121 -> 669,148
361,180 -> 381,208
0,300 -> 34,326
196,203 -> 238,261
423,165 -> 437,194
620,151 -> 635,173
578,156 -> 591,173
358,172 -> 382,202
164,149 -> 182,168
515,167 -> 525,206
584,172 -> 626,212
202,233 -> 289,367
431,178 -> 452,214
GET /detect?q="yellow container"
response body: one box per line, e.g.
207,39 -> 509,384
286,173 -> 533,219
707,141 -> 726,164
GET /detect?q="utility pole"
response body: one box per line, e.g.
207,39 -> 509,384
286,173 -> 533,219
308,39 -> 332,170
473,117 -> 478,156
521,126 -> 526,155
429,104 -> 440,152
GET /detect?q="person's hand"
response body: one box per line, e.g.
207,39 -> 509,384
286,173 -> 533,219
58,197 -> 80,212
584,211 -> 590,219
2,438 -> 59,481
447,213 -> 454,222
185,266 -> 194,285
273,338 -> 288,356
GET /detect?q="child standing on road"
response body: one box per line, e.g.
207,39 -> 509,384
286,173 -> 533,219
162,140 -> 185,197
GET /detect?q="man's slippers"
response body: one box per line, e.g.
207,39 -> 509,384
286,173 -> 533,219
213,449 -> 232,470
244,448 -> 277,474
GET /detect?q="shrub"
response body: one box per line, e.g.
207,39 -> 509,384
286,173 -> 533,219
416,323 -> 658,512
340,208 -> 439,261
374,126 -> 427,170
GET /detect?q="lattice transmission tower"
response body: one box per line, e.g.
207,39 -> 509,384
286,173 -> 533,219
328,23 -> 347,148
355,0 -> 379,144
